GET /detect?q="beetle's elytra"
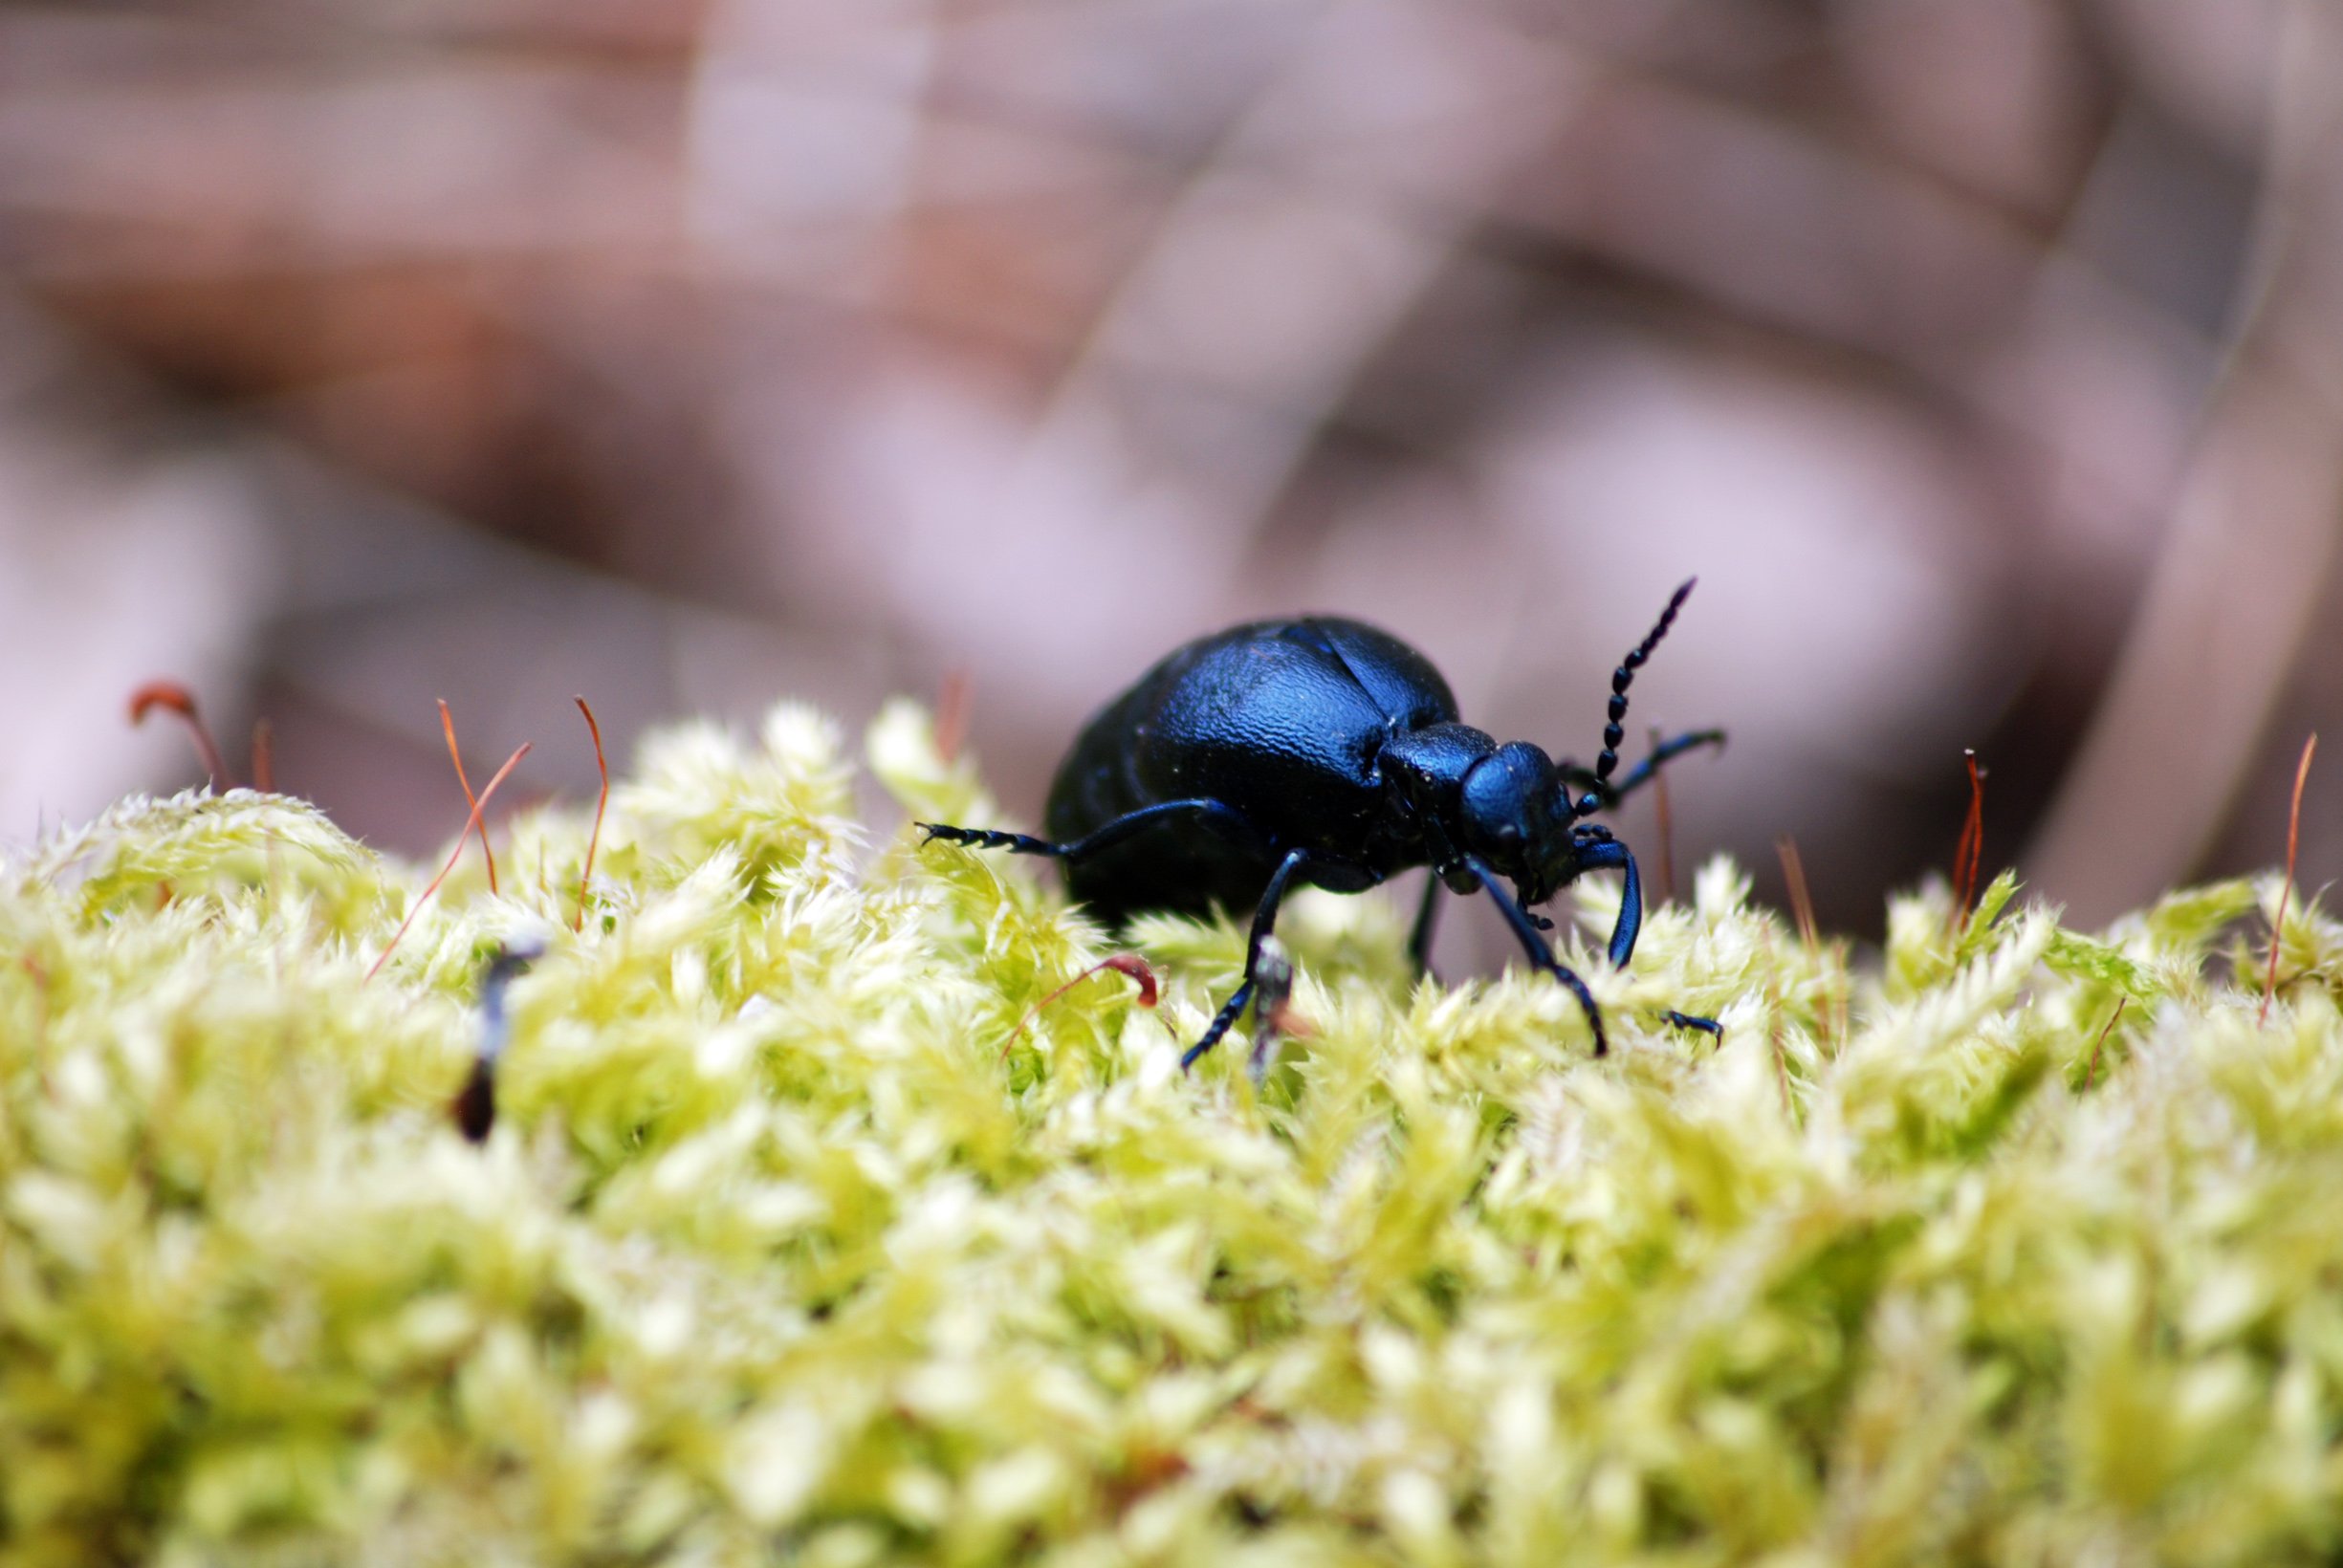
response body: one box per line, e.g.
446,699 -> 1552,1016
920,580 -> 1722,1064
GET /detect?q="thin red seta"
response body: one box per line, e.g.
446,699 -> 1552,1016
934,666 -> 973,763
1951,750 -> 1987,932
574,696 -> 609,934
249,718 -> 275,794
436,700 -> 498,895
2083,996 -> 2128,1091
1005,953 -> 1159,1055
367,743 -> 531,983
1776,834 -> 1819,948
128,680 -> 231,788
1649,725 -> 1677,905
2260,731 -> 2318,1026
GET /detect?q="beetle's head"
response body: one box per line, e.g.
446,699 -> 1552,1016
1459,741 -> 1577,901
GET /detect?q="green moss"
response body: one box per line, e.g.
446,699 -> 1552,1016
4,698 -> 2342,1566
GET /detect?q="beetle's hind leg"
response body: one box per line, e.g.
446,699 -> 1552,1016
917,822 -> 1060,856
918,797 -> 1259,862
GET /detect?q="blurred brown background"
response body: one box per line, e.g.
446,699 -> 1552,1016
5,0 -> 2341,950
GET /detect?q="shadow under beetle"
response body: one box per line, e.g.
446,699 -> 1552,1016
919,579 -> 1722,1063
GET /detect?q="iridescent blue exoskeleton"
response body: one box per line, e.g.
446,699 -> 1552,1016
921,581 -> 1721,1063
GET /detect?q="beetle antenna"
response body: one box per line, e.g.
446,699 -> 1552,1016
1575,578 -> 1695,818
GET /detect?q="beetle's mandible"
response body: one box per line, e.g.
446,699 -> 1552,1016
918,579 -> 1723,1063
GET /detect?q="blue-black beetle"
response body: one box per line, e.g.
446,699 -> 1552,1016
920,580 -> 1721,1062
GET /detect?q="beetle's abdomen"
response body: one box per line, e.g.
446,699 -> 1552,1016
1138,638 -> 1389,830
1043,681 -> 1264,923
1043,618 -> 1458,924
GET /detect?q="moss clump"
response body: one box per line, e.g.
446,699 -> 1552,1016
4,698 -> 2342,1566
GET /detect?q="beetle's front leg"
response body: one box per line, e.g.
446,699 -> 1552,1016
1570,831 -> 1643,969
1463,855 -> 1609,1055
1573,834 -> 1720,1042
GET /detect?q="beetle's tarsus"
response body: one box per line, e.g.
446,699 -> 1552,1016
1183,847 -> 1314,1070
1665,1010 -> 1723,1039
922,799 -> 1262,872
1182,981 -> 1256,1070
917,821 -> 1057,857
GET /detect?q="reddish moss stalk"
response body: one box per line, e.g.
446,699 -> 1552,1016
2261,732 -> 2318,1026
1007,954 -> 1159,1055
249,718 -> 275,794
368,744 -> 531,982
437,700 -> 499,895
128,681 -> 231,789
1951,750 -> 1986,933
2084,997 -> 2128,1090
934,667 -> 973,763
1776,835 -> 1819,948
574,696 -> 609,934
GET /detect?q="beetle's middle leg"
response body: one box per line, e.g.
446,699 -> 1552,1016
1181,847 -> 1319,1070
